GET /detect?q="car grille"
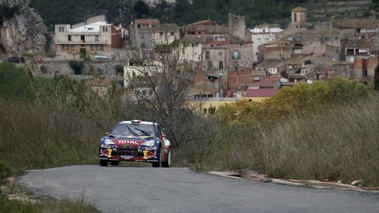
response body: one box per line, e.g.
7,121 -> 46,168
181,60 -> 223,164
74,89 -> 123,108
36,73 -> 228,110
114,147 -> 141,156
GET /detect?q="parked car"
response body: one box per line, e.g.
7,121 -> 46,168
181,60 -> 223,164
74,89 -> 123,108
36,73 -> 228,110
94,54 -> 109,60
98,120 -> 171,167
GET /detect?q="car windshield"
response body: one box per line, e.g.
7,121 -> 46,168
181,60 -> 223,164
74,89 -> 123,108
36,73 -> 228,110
110,123 -> 154,137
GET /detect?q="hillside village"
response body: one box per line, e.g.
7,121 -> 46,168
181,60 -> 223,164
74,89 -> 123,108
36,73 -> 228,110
48,5 -> 379,112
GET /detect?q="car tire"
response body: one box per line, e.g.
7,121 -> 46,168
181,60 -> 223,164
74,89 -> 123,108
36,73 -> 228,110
110,161 -> 119,166
100,160 -> 108,167
162,149 -> 171,168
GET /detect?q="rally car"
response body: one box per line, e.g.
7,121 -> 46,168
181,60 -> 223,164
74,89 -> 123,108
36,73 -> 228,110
98,120 -> 171,167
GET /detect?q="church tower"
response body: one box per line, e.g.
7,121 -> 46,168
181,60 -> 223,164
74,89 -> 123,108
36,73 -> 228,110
291,6 -> 308,29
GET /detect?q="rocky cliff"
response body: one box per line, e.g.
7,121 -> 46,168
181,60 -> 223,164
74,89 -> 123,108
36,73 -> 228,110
0,0 -> 47,57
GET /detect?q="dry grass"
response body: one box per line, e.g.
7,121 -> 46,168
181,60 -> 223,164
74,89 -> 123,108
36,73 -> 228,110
0,100 -> 100,169
255,94 -> 379,186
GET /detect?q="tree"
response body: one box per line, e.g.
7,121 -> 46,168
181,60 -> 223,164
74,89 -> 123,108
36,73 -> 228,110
374,62 -> 379,91
123,29 -> 213,148
134,0 -> 150,19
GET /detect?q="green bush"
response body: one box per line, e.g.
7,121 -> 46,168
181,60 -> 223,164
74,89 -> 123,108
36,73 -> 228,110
0,161 -> 11,184
68,61 -> 84,75
0,62 -> 34,101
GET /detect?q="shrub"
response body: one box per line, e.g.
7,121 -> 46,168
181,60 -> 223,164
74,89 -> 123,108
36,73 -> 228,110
68,61 -> 84,75
0,161 -> 11,184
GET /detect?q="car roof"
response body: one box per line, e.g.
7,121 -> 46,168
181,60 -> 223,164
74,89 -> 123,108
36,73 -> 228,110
119,120 -> 156,125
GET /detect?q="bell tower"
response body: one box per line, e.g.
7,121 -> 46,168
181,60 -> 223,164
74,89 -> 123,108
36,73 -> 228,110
291,6 -> 308,29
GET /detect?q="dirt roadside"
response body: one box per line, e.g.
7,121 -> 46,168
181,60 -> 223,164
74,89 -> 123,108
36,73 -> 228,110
208,170 -> 379,192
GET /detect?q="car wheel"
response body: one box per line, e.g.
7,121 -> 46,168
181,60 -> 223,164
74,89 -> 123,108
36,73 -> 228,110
161,149 -> 171,168
110,161 -> 119,166
100,160 -> 108,167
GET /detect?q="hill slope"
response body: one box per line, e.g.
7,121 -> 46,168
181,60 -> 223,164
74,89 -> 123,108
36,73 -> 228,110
29,0 -> 373,31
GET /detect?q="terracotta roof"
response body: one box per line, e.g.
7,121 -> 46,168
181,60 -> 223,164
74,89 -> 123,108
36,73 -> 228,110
182,34 -> 206,43
255,60 -> 281,69
250,75 -> 281,88
331,18 -> 379,29
245,88 -> 279,97
182,20 -> 212,28
151,23 -> 179,32
291,6 -> 307,12
206,25 -> 229,34
135,19 -> 160,25
345,38 -> 372,47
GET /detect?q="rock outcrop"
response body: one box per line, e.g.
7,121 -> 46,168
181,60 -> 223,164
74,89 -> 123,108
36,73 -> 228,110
0,0 -> 47,57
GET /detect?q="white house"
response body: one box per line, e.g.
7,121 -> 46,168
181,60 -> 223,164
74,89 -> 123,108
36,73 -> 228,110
250,24 -> 283,62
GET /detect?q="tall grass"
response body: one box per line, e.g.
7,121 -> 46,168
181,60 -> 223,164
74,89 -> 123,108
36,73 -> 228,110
254,93 -> 379,186
0,99 -> 101,169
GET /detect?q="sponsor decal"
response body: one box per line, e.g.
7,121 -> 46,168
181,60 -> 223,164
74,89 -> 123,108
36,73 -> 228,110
144,146 -> 157,151
143,150 -> 157,159
118,140 -> 139,145
107,148 -> 112,157
121,155 -> 133,159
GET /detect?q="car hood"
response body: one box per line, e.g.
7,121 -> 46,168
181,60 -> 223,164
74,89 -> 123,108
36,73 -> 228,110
106,135 -> 155,146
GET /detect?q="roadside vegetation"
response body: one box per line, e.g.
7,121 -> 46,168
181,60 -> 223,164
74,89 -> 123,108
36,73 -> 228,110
0,61 -> 378,210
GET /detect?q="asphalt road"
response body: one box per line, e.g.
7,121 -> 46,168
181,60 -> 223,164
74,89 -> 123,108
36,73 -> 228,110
17,165 -> 379,213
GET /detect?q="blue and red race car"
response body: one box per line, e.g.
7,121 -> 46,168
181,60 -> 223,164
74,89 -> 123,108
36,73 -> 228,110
99,120 -> 171,167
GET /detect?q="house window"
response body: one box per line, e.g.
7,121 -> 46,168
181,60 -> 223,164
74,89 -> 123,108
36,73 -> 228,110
205,51 -> 210,59
170,32 -> 174,36
95,35 -> 99,41
219,52 -> 222,56
103,27 -> 108,32
68,35 -> 71,41
232,50 -> 239,60
90,45 -> 94,51
59,26 -> 64,32
219,61 -> 223,69
214,35 -> 219,41
160,32 -> 163,36
100,45 -> 104,51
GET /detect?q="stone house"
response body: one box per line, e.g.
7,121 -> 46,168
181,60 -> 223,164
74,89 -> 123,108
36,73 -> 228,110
258,39 -> 292,61
54,15 -> 126,59
354,56 -> 379,83
342,38 -> 372,63
128,19 -> 160,50
151,23 -> 180,47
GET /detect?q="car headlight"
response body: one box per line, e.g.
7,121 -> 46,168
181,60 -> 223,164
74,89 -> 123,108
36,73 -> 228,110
141,140 -> 155,146
104,138 -> 115,145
